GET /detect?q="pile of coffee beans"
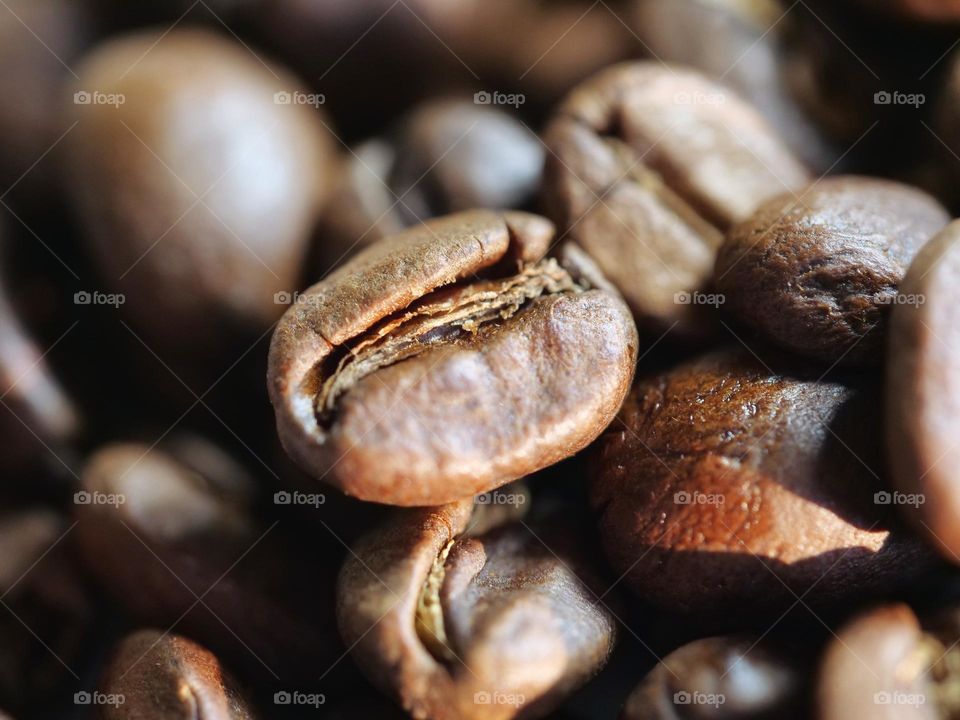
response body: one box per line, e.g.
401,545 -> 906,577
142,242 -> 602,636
5,1 -> 960,718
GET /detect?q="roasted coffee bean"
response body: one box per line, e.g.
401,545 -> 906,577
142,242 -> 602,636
0,509 -> 92,714
96,629 -> 255,719
590,347 -> 933,619
337,495 -> 616,720
321,98 -> 543,264
542,62 -> 810,339
630,0 -> 835,172
887,220 -> 960,561
0,224 -> 78,474
73,439 -> 341,683
846,0 -> 960,23
269,210 -> 638,506
816,603 -> 960,719
715,177 -> 948,363
621,635 -> 806,720
64,28 -> 338,366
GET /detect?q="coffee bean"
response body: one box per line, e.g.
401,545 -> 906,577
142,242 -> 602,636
269,210 -> 638,506
845,0 -> 960,22
621,635 -> 806,720
73,439 -> 341,683
542,62 -> 810,339
64,28 -> 338,366
97,629 -> 255,719
337,495 -> 616,720
590,347 -> 933,619
321,99 -> 543,264
715,177 -> 948,363
887,220 -> 960,560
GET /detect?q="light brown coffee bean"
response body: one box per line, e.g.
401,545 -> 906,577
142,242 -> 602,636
64,28 -> 338,365
887,220 -> 960,561
542,62 -> 810,339
269,210 -> 638,506
590,347 -> 933,619
337,496 -> 616,720
716,176 -> 948,364
97,630 -> 255,719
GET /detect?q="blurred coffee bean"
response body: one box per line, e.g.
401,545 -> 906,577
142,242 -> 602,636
630,0 -> 836,172
887,220 -> 960,561
542,62 -> 809,340
816,603 -> 960,719
845,0 -> 960,23
0,0 -> 94,202
0,508 -> 93,715
64,28 -> 338,375
621,635 -> 807,720
337,496 -> 616,720
0,223 -> 79,477
73,439 -> 342,684
590,347 -> 934,620
97,629 -> 256,719
321,98 -> 543,266
270,210 -> 637,506
715,176 -> 948,364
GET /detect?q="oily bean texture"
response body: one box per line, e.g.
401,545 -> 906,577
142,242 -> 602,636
97,630 -> 255,720
65,28 -> 337,358
542,62 -> 810,338
337,499 -> 616,720
590,347 -> 932,618
269,210 -> 638,506
715,176 -> 949,363
887,220 -> 960,560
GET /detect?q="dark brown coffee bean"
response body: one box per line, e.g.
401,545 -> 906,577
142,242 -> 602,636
630,0 -> 836,172
73,440 -> 341,683
269,210 -> 638,506
64,28 -> 338,365
887,220 -> 960,561
621,635 -> 806,720
337,496 -> 616,720
321,98 -> 543,263
845,0 -> 960,22
715,177 -> 948,364
542,62 -> 810,339
816,603 -> 960,719
590,347 -> 933,619
96,629 -> 255,719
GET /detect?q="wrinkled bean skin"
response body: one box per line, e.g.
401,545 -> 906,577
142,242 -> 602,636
337,498 -> 616,720
269,210 -> 638,506
322,99 -> 543,263
73,440 -> 341,683
621,635 -> 806,720
715,177 -> 948,364
96,630 -> 256,719
590,347 -> 933,619
64,28 -> 338,364
887,221 -> 960,561
542,62 -> 810,339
